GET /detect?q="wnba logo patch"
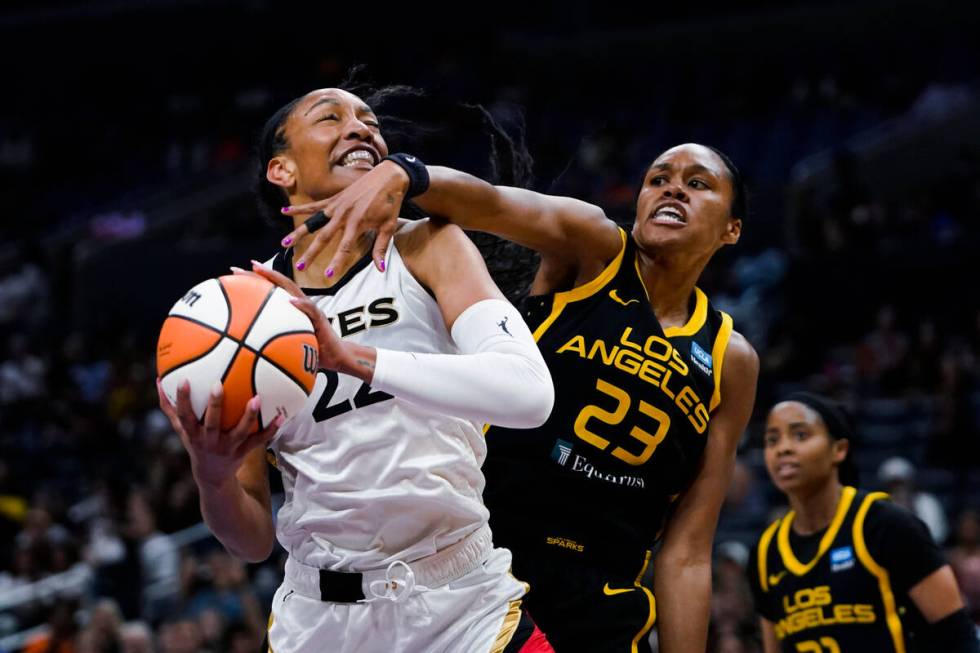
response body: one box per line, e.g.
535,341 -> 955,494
831,546 -> 855,572
551,439 -> 573,466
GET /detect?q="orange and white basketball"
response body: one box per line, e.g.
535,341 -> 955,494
157,274 -> 319,431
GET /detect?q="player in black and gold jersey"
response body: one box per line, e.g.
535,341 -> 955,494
280,143 -> 760,652
749,393 -> 978,653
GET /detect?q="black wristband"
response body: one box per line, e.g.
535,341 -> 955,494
927,608 -> 979,652
383,153 -> 429,198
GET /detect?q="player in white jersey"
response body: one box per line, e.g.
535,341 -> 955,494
156,87 -> 555,653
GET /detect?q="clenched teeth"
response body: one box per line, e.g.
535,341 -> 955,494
341,150 -> 375,167
654,207 -> 685,223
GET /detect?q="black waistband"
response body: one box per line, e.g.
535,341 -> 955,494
318,568 -> 365,603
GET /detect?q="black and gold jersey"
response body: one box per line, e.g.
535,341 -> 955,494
483,228 -> 733,571
748,487 -> 947,653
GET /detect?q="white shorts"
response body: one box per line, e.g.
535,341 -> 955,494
268,531 -> 528,653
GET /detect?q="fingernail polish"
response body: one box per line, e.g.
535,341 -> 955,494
296,261 -> 306,271
248,396 -> 261,411
326,267 -> 335,278
281,207 -> 291,213
282,237 -> 293,246
379,259 -> 386,272
210,381 -> 223,397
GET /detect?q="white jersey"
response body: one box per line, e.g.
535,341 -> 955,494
265,234 -> 489,572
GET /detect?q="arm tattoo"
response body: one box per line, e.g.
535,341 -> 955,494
355,358 -> 375,371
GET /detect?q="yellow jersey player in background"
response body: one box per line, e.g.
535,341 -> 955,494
749,392 -> 979,653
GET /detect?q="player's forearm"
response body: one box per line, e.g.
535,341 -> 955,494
195,474 -> 275,562
653,556 -> 713,653
415,166 -> 512,229
416,167 -> 565,253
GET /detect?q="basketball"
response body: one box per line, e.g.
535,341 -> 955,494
156,274 -> 319,431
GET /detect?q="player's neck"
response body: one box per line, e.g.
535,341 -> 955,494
789,481 -> 844,535
291,232 -> 372,289
635,249 -> 708,327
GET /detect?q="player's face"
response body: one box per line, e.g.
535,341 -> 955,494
632,144 -> 740,256
763,401 -> 848,496
278,88 -> 389,200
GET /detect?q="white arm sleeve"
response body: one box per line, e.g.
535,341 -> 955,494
370,298 -> 555,428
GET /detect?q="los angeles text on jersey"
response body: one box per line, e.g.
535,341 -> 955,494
555,326 -> 710,433
774,585 -> 876,640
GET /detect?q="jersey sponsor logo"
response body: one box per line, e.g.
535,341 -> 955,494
602,583 -> 634,596
608,289 -> 640,306
768,570 -> 787,586
775,585 -> 876,639
545,536 -> 585,552
830,546 -> 855,572
497,315 -> 513,336
551,439 -> 573,466
327,297 -> 399,338
690,341 -> 713,375
566,451 -> 646,488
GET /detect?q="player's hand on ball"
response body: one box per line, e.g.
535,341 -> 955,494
279,159 -> 408,277
157,378 -> 281,487
241,261 -> 354,374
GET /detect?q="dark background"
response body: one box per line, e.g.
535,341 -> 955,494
1,1 -> 979,651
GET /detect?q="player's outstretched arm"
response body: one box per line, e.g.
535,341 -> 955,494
280,159 -> 622,293
157,379 -> 278,563
653,332 -> 759,653
418,166 -> 621,258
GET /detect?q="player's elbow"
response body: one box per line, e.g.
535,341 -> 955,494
655,539 -> 713,573
522,378 -> 555,428
231,543 -> 274,564
503,364 -> 555,428
223,533 -> 275,564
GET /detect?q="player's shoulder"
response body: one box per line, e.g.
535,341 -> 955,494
854,491 -> 934,548
725,329 -> 758,370
716,329 -> 759,412
393,218 -> 489,294
394,217 -> 470,257
861,493 -> 918,529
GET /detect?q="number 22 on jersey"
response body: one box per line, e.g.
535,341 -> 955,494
312,370 -> 393,422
